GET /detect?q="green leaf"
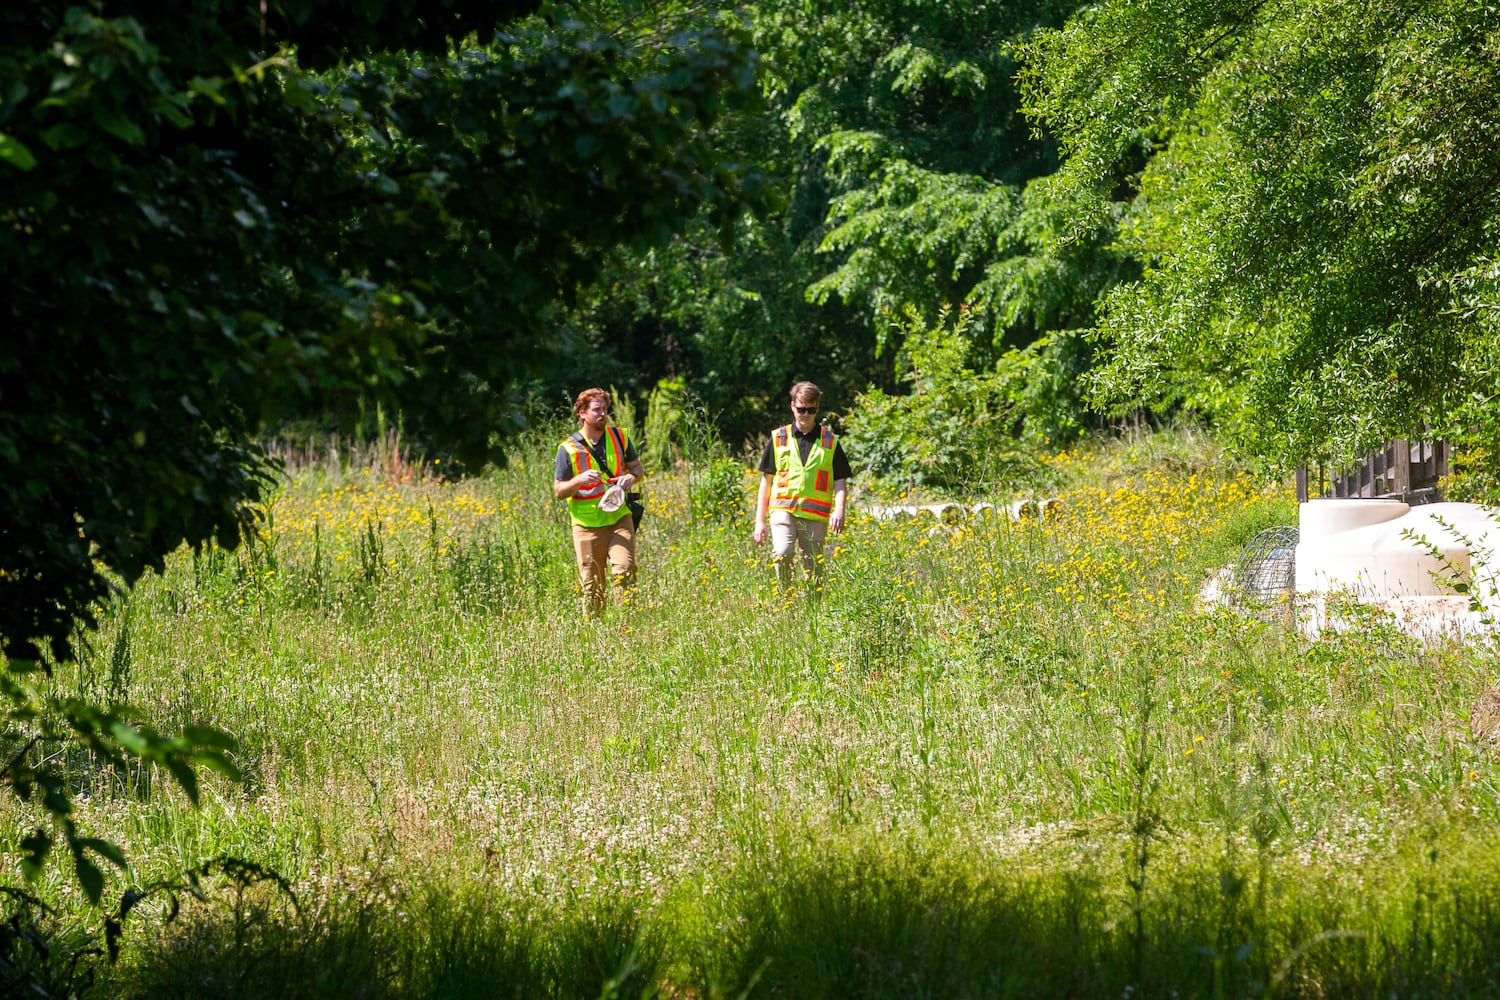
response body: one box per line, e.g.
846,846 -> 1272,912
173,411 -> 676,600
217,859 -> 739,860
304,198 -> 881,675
77,836 -> 128,869
188,74 -> 228,105
40,121 -> 88,150
166,757 -> 201,805
75,854 -> 105,905
20,829 -> 51,880
94,103 -> 148,145
108,719 -> 149,755
194,748 -> 242,780
0,131 -> 37,170
183,724 -> 239,751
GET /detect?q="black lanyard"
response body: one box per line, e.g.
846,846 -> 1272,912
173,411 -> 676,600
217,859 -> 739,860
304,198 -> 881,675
573,431 -> 618,477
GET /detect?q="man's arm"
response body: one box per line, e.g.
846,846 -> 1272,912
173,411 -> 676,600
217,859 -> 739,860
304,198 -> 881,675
555,468 -> 603,500
752,474 -> 772,545
830,440 -> 851,533
830,479 -> 848,533
554,447 -> 603,500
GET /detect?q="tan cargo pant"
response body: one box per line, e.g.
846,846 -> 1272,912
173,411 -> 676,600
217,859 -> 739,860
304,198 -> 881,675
769,509 -> 828,590
571,516 -> 636,617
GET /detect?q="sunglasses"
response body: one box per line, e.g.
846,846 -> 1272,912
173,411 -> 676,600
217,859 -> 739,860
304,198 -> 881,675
793,405 -> 818,415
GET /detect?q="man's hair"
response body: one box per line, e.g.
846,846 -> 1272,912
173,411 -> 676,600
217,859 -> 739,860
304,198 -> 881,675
574,387 -> 610,416
789,381 -> 821,405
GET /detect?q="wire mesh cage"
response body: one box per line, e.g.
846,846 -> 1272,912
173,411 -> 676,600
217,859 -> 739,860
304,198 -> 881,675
1233,525 -> 1299,603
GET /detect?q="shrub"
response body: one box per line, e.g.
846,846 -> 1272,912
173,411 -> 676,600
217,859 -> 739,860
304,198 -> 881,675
690,458 -> 748,523
843,305 -> 1043,497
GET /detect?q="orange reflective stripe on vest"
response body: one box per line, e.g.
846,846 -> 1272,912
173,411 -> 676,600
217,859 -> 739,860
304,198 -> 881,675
564,426 -> 632,527
770,423 -> 838,521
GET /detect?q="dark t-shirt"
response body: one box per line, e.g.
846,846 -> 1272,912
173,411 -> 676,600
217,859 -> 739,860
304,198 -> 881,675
555,430 -> 639,480
757,424 -> 852,481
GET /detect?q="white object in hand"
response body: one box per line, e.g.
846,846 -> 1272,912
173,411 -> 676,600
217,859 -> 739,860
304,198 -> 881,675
598,482 -> 626,512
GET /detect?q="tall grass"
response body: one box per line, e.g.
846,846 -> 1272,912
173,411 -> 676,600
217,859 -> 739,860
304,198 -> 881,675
7,427 -> 1500,997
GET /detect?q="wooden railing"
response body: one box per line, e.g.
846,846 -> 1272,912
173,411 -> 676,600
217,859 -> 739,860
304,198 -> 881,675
1296,438 -> 1451,503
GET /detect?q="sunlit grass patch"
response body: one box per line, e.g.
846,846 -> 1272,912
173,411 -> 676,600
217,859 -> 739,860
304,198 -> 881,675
9,427 -> 1500,996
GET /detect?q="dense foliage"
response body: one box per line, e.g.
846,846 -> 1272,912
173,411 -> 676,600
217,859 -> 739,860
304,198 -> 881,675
549,0 -> 1128,447
843,306 -> 1048,495
1020,0 -> 1500,477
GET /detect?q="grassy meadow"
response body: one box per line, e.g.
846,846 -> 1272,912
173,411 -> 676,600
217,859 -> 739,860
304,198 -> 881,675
9,427 -> 1500,998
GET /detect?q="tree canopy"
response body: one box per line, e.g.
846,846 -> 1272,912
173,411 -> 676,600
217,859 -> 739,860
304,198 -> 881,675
1020,0 -> 1500,470
548,0 -> 1127,447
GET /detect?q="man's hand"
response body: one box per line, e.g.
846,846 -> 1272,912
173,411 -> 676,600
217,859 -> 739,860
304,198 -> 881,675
831,485 -> 848,533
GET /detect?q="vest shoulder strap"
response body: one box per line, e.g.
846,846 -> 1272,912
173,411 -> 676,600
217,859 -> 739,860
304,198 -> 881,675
573,430 -> 619,475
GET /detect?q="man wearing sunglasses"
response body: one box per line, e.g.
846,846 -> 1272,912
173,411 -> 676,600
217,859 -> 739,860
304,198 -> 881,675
752,381 -> 851,590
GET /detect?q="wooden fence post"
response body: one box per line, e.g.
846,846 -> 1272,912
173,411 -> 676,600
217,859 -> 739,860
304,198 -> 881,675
1390,439 -> 1411,495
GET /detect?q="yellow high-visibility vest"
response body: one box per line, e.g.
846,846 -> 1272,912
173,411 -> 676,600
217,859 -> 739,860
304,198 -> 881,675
562,426 -> 633,528
771,424 -> 837,520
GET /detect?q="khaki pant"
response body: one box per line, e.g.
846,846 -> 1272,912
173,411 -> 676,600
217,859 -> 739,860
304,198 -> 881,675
769,509 -> 828,590
572,516 -> 636,617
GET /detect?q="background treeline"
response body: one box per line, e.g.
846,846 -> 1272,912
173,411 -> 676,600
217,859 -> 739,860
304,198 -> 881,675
259,0 -> 1120,471
510,0 -> 1124,462
369,0 -> 1500,507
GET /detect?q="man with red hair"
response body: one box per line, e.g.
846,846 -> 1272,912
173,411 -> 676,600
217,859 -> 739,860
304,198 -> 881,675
555,388 -> 646,616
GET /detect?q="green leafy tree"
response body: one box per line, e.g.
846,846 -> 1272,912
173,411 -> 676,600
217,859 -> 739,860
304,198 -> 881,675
1,0 -> 765,896
555,0 -> 1127,446
530,1 -> 883,445
843,306 -> 1045,496
1020,0 -> 1500,476
767,0 -> 1130,370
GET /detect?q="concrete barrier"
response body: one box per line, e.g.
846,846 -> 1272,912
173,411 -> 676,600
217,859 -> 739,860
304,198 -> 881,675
865,498 -> 1063,525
